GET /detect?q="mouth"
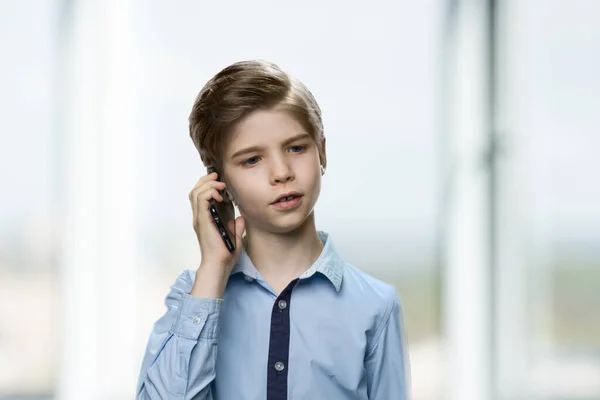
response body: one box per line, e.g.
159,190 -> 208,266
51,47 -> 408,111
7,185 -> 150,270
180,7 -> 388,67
272,192 -> 303,204
271,192 -> 302,211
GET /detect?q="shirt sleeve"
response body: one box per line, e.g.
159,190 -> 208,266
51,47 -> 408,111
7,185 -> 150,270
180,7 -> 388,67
365,288 -> 412,400
136,270 -> 223,400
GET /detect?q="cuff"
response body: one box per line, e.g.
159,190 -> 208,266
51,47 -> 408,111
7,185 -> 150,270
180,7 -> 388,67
170,293 -> 223,340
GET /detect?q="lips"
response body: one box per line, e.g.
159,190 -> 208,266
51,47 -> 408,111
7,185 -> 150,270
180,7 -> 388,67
271,194 -> 303,211
272,192 -> 303,204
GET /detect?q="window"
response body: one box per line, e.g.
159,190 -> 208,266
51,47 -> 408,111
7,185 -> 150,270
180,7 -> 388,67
0,1 -> 59,398
501,0 -> 600,397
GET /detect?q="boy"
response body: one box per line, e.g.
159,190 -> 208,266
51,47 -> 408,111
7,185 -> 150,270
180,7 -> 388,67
136,60 -> 411,399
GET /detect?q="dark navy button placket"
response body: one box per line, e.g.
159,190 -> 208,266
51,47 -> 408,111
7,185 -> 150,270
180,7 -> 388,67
266,278 -> 299,400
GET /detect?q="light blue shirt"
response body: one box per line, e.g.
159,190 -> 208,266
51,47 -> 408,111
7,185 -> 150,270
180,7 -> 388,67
136,232 -> 411,399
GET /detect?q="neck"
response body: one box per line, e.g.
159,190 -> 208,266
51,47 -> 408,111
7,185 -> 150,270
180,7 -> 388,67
244,212 -> 324,292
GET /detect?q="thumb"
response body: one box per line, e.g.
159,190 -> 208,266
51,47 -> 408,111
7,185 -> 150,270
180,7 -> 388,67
234,215 -> 246,247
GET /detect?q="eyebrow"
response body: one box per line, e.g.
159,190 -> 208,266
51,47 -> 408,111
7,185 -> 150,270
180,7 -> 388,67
230,133 -> 311,159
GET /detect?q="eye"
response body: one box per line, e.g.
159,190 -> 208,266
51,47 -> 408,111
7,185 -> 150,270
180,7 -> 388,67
289,145 -> 306,154
242,156 -> 261,166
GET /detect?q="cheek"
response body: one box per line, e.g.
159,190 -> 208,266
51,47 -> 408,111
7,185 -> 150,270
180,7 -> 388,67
294,154 -> 321,181
229,178 -> 263,212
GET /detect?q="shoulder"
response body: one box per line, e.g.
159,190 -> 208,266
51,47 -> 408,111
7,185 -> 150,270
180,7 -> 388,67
338,261 -> 401,342
341,261 -> 398,307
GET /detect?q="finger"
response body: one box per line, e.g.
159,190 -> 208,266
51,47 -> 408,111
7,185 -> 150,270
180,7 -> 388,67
192,187 -> 224,226
226,219 -> 235,234
194,172 -> 218,188
189,180 -> 226,202
196,187 -> 224,210
191,179 -> 225,197
225,220 -> 237,248
190,172 -> 220,195
235,216 -> 246,238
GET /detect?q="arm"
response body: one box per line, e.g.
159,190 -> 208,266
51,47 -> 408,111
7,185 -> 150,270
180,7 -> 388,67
365,289 -> 412,400
136,270 -> 222,400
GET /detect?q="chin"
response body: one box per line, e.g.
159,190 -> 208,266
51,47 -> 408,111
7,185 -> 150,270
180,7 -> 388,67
251,206 -> 316,235
268,212 -> 313,234
269,222 -> 307,235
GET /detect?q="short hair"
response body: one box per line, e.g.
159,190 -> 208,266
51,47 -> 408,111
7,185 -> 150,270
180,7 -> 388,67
189,60 -> 326,170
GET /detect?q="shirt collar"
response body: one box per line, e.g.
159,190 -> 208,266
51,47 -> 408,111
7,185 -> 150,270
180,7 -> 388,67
231,231 -> 344,292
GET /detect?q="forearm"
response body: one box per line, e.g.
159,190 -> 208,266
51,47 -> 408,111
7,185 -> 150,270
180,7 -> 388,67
137,272 -> 223,400
138,333 -> 218,399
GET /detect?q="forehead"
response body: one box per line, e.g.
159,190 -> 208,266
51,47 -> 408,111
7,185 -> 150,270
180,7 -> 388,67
228,109 -> 307,148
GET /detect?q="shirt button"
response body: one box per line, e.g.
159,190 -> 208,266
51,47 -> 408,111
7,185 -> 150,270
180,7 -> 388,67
244,275 -> 254,282
274,361 -> 285,372
191,316 -> 202,325
278,300 -> 287,310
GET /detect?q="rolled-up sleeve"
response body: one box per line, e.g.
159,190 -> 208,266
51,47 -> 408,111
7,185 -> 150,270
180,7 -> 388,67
365,289 -> 412,400
136,270 -> 222,400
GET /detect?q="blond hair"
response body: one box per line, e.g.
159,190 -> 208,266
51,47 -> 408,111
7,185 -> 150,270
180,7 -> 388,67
189,60 -> 326,169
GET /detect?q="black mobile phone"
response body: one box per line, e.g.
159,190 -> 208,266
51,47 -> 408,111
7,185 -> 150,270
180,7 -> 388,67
207,166 -> 236,253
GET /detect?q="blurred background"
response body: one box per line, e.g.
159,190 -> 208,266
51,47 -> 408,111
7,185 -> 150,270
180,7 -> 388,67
1,0 -> 599,399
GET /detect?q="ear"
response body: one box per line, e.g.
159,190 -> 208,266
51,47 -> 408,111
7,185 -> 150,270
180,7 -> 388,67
319,135 -> 327,170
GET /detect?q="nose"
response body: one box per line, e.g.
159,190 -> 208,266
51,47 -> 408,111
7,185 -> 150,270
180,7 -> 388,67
270,157 -> 295,185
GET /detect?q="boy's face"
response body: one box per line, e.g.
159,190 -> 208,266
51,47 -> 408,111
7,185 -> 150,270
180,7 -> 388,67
222,109 -> 324,234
